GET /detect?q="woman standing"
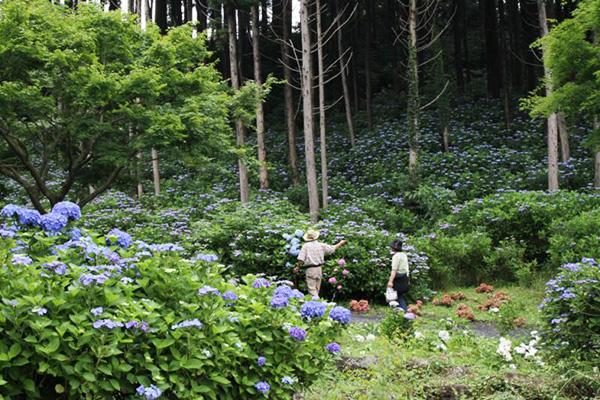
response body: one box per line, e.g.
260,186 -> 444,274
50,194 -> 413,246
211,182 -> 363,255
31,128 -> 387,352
387,239 -> 410,311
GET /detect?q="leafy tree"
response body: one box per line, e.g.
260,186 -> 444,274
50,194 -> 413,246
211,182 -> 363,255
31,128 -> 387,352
527,0 -> 600,185
0,0 -> 234,212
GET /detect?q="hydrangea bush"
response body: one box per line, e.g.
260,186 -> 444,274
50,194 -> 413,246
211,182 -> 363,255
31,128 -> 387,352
0,204 -> 350,399
539,259 -> 600,360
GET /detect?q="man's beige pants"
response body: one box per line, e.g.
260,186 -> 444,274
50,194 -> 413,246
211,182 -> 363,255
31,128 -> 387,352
305,266 -> 322,297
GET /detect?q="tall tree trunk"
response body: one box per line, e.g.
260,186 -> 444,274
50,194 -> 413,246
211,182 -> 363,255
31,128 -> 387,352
351,5 -> 360,114
538,0 -> 558,191
316,0 -> 328,209
364,0 -> 373,131
261,0 -> 268,28
521,0 -> 539,91
196,0 -> 208,32
557,112 -> 570,162
462,0 -> 471,83
335,0 -> 356,147
227,5 -> 250,203
252,5 -> 269,190
281,0 -> 299,187
155,0 -> 167,33
484,0 -> 501,98
508,0 -> 522,90
498,0 -> 511,128
407,0 -> 419,181
453,0 -> 465,93
171,0 -> 183,26
238,9 -> 249,81
151,148 -> 160,195
301,0 -> 320,220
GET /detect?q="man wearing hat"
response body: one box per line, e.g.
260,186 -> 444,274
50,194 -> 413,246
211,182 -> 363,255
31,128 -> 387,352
294,229 -> 347,298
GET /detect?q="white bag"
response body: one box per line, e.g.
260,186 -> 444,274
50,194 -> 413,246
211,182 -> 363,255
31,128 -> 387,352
386,287 -> 398,302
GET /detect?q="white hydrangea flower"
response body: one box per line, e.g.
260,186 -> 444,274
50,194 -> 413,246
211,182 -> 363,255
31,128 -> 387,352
497,337 -> 513,361
414,331 -> 425,340
366,334 -> 376,341
438,330 -> 450,342
354,335 -> 365,342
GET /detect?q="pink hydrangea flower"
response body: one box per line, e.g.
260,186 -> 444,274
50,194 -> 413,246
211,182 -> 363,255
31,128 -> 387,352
337,285 -> 342,290
342,269 -> 349,276
328,277 -> 337,284
338,259 -> 346,265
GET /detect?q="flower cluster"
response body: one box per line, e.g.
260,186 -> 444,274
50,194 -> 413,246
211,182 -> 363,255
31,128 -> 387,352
198,286 -> 220,296
136,384 -> 162,399
52,201 -> 82,221
497,337 -> 513,361
171,319 -> 203,330
300,301 -> 326,319
40,213 -> 68,233
221,290 -> 238,305
288,327 -> 307,341
254,381 -> 270,394
106,229 -> 132,249
252,277 -> 271,288
326,342 -> 341,353
329,306 -> 351,324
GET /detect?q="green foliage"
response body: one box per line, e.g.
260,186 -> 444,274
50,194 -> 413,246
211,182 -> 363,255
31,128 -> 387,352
0,0 -> 234,210
547,208 -> 600,268
539,259 -> 600,361
379,310 -> 415,341
0,210 -> 348,399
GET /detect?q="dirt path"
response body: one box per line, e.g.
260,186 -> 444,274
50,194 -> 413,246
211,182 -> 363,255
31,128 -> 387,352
350,312 -> 532,338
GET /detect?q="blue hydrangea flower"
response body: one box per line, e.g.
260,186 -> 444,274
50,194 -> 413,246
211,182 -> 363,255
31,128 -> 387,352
252,277 -> 271,288
149,243 -> 183,252
254,381 -> 270,394
0,204 -> 21,218
42,261 -> 67,275
273,285 -> 294,298
31,307 -> 47,316
294,229 -> 304,238
221,290 -> 238,305
281,376 -> 296,384
326,342 -> 341,353
171,318 -> 203,330
40,212 -> 68,232
193,253 -> 219,262
198,286 -> 220,296
282,233 -> 292,241
125,320 -> 149,331
329,306 -> 351,324
91,307 -> 103,317
257,356 -> 266,366
289,327 -> 307,341
136,384 -> 162,399
0,229 -> 15,238
289,289 -> 305,299
270,294 -> 289,309
12,254 -> 32,265
300,301 -> 327,319
52,201 -> 81,221
68,228 -> 83,241
93,319 -> 124,329
106,229 -> 132,249
17,209 -> 41,226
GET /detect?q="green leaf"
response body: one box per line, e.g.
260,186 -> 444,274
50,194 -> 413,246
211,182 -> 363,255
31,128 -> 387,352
55,384 -> 65,394
182,358 -> 203,370
8,344 -> 21,359
83,373 -> 96,382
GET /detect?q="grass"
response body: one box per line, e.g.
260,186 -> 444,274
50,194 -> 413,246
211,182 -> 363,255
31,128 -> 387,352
300,285 -> 599,400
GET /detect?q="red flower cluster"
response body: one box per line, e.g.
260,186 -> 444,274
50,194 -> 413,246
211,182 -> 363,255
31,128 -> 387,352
477,290 -> 512,311
456,303 -> 475,320
432,292 -> 466,307
407,301 -> 423,316
475,283 -> 494,293
349,299 -> 370,313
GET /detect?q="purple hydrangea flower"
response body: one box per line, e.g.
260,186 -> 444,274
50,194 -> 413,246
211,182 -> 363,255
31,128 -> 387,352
68,228 -> 83,241
8,300 -> 18,307
289,327 -> 307,341
289,289 -> 305,299
126,320 -> 149,331
17,209 -> 41,226
106,229 -> 132,249
31,307 -> 47,316
42,261 -> 67,275
404,312 -> 416,320
273,285 -> 293,298
136,384 -> 162,399
193,253 -> 219,262
329,306 -> 351,324
300,301 -> 327,319
254,381 -> 270,394
270,294 -> 289,309
326,342 -> 341,353
51,201 -> 81,221
91,307 -> 103,317
252,278 -> 271,288
257,356 -> 266,366
0,229 -> 15,238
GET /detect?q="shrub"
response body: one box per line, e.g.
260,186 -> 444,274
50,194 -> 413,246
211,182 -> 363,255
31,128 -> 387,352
417,231 -> 492,287
539,259 -> 600,361
547,208 -> 600,268
379,310 -> 417,341
0,205 -> 349,399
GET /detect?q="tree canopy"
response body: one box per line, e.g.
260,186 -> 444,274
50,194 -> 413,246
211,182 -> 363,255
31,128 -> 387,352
0,0 -> 235,212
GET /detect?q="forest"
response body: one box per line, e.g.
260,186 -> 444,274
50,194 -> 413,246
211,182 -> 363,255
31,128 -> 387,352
0,0 -> 599,399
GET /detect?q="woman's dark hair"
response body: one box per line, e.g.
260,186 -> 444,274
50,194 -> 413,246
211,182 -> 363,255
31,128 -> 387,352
389,239 -> 403,252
